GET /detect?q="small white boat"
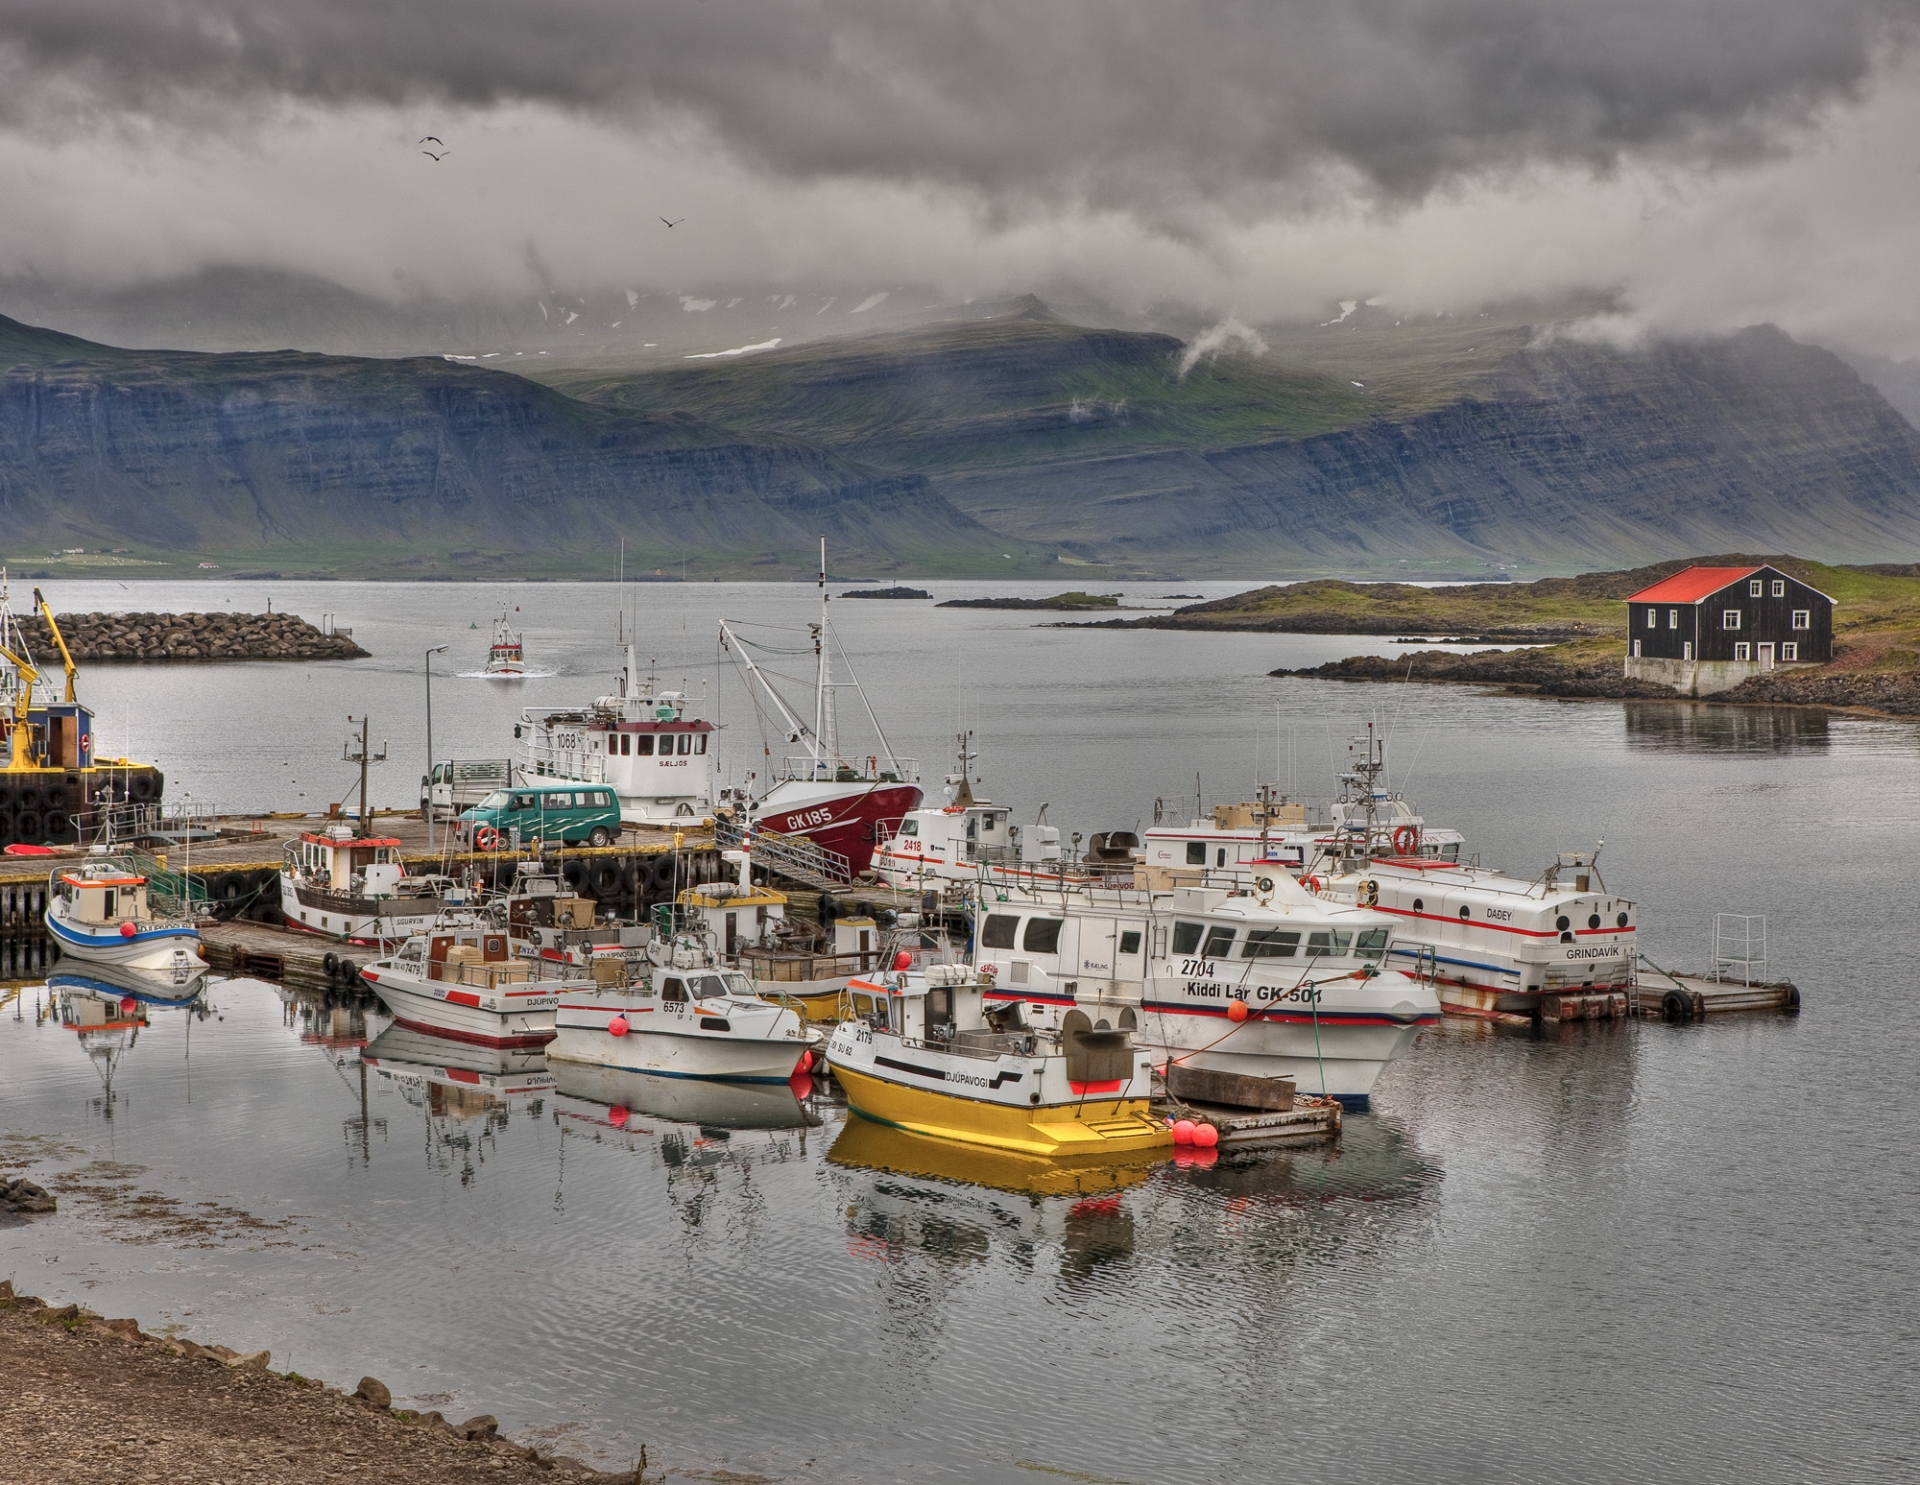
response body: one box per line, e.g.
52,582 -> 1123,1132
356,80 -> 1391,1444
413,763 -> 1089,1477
44,860 -> 202,974
360,923 -> 573,1049
548,929 -> 817,1084
484,614 -> 526,676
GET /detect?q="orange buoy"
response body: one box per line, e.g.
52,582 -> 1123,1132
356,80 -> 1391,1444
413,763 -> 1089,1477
797,1049 -> 813,1073
119,996 -> 137,1013
119,922 -> 136,938
893,950 -> 913,971
1171,1119 -> 1197,1144
608,1106 -> 629,1128
607,1015 -> 630,1037
1227,999 -> 1250,1022
1193,1123 -> 1219,1149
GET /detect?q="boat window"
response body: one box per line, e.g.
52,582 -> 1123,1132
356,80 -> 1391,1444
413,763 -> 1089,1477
695,734 -> 708,754
899,819 -> 918,837
981,914 -> 1018,949
1241,928 -> 1300,958
1441,844 -> 1460,862
851,992 -> 874,1016
680,734 -> 694,755
1022,918 -> 1063,954
692,974 -> 728,998
1305,930 -> 1353,958
1202,926 -> 1236,958
634,735 -> 655,756
617,734 -> 629,756
1355,928 -> 1389,961
1118,930 -> 1142,955
1171,921 -> 1205,955
662,978 -> 688,1003
1185,841 -> 1205,865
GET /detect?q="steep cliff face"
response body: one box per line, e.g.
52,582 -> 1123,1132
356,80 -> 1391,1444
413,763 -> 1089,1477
0,317 -> 991,575
568,315 -> 1920,573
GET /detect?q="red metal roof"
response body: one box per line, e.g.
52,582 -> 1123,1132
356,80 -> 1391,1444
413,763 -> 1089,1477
1623,566 -> 1761,604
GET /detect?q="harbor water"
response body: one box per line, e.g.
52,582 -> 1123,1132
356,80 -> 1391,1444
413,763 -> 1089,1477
3,580 -> 1918,1482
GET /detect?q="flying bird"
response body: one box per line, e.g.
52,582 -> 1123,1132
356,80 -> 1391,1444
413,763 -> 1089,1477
660,217 -> 684,228
420,136 -> 444,146
422,149 -> 448,162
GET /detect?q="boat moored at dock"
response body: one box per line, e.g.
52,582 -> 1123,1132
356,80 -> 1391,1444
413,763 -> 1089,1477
280,825 -> 470,944
361,924 -> 572,1048
44,860 -> 203,974
826,963 -> 1170,1159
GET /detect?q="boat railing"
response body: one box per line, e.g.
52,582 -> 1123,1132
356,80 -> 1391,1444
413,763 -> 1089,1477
712,815 -> 853,887
776,755 -> 918,784
523,743 -> 607,783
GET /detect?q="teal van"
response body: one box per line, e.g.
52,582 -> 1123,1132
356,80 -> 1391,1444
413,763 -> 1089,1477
459,783 -> 623,849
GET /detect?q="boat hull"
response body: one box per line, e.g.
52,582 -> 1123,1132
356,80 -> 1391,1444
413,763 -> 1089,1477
280,873 -> 459,945
45,910 -> 202,974
360,967 -> 558,1049
757,780 -> 923,877
549,997 -> 813,1084
831,1060 -> 1167,1159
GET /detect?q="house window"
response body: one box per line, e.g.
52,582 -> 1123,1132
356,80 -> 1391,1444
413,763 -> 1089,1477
1782,643 -> 1798,661
1771,580 -> 1786,597
1632,640 -> 1641,658
1749,579 -> 1764,597
1734,642 -> 1751,661
1791,609 -> 1811,630
1723,610 -> 1742,630
1646,608 -> 1658,629
1668,609 -> 1679,629
1683,642 -> 1693,660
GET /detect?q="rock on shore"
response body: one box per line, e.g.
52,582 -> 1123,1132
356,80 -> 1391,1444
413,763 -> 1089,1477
1272,648 -> 1680,698
14,610 -> 368,662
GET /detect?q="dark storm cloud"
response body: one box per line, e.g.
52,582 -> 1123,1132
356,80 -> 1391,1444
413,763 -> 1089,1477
0,0 -> 1913,203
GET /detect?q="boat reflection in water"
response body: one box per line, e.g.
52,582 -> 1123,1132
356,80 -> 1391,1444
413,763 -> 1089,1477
48,961 -> 211,1115
360,1023 -> 555,1182
828,1114 -> 1157,1200
549,1059 -> 819,1131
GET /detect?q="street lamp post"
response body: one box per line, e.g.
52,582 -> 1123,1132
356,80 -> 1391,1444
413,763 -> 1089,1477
425,645 -> 449,850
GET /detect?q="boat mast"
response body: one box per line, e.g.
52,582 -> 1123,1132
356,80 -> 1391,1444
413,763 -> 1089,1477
814,538 -> 838,773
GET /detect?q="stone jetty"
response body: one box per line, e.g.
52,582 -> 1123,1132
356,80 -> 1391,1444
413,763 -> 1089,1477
13,610 -> 368,662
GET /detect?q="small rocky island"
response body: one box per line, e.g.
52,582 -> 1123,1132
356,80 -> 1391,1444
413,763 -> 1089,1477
14,610 -> 369,662
840,586 -> 932,599
937,590 -> 1122,611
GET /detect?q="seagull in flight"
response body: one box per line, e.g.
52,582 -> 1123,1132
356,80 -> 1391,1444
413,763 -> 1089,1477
422,149 -> 449,161
421,136 -> 444,146
660,217 -> 685,228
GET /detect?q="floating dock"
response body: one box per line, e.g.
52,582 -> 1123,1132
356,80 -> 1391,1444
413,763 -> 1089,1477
1157,1064 -> 1342,1147
1631,960 -> 1801,1021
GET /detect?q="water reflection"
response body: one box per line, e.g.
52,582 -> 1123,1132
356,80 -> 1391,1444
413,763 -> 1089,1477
828,1115 -> 1157,1199
1624,700 -> 1831,754
360,1023 -> 553,1184
279,984 -> 374,1051
549,1061 -> 818,1132
45,964 -> 211,1115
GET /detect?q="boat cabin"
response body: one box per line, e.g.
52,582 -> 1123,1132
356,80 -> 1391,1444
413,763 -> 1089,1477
53,865 -> 151,926
292,827 -> 406,896
521,683 -> 715,824
1141,795 -> 1463,889
675,881 -> 789,958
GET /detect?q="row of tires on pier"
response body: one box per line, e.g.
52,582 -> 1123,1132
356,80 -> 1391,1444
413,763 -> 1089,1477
0,767 -> 164,849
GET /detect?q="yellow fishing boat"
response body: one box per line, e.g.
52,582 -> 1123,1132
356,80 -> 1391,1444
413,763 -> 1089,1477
825,965 -> 1170,1160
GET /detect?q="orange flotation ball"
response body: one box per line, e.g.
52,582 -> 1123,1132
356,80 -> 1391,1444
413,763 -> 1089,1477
893,950 -> 913,971
608,1106 -> 629,1128
607,1015 -> 629,1037
1227,999 -> 1250,1022
1171,1119 -> 1197,1144
1193,1123 -> 1219,1149
119,922 -> 136,938
119,996 -> 137,1013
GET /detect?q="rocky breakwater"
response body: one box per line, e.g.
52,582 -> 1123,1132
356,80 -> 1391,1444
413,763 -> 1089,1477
14,610 -> 368,662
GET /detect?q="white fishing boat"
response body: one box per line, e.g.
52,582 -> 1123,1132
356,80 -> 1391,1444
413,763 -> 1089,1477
967,871 -> 1440,1107
825,963 -> 1169,1159
547,927 -> 817,1084
483,614 -> 527,677
519,635 -> 716,825
44,860 -> 203,974
279,825 -> 471,944
360,923 -> 573,1048
717,540 -> 922,878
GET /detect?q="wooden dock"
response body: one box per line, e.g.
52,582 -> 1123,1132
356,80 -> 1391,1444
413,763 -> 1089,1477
1631,960 -> 1802,1021
196,921 -> 370,993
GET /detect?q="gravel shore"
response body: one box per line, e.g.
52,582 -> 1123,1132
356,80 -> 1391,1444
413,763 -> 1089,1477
0,1284 -> 635,1484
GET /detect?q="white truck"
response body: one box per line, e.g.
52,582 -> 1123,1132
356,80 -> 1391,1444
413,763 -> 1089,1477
422,759 -> 514,822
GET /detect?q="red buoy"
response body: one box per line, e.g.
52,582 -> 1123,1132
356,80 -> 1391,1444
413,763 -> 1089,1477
1193,1123 -> 1219,1149
607,1015 -> 629,1037
608,1106 -> 629,1128
119,922 -> 136,939
893,950 -> 913,972
797,1049 -> 813,1073
1227,999 -> 1250,1023
119,996 -> 137,1013
1171,1119 -> 1197,1145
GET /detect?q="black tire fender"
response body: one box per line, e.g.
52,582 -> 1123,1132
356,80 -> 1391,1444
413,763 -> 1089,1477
1661,987 -> 1694,1023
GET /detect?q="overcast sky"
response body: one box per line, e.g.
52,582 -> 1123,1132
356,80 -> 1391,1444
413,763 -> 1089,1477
4,1 -> 1920,352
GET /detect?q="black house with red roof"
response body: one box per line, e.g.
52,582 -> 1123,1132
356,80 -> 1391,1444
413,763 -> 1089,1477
1623,564 -> 1831,694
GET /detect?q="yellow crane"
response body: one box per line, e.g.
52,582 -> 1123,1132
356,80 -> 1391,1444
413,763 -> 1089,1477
0,635 -> 39,770
32,588 -> 77,704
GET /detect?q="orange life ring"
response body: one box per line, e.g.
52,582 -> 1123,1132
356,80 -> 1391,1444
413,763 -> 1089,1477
474,826 -> 500,852
1392,825 -> 1420,855
1303,875 -> 1323,894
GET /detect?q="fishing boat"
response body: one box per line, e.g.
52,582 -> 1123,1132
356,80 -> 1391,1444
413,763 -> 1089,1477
717,540 -> 922,877
0,573 -> 166,849
519,634 -> 716,825
279,824 -> 471,944
967,871 -> 1441,1107
44,859 -> 203,974
359,923 -> 572,1048
825,962 -> 1170,1158
483,614 -> 527,677
547,926 -> 817,1084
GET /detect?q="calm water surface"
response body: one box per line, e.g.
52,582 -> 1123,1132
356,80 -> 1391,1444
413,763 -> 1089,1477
3,581 -> 1918,1482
